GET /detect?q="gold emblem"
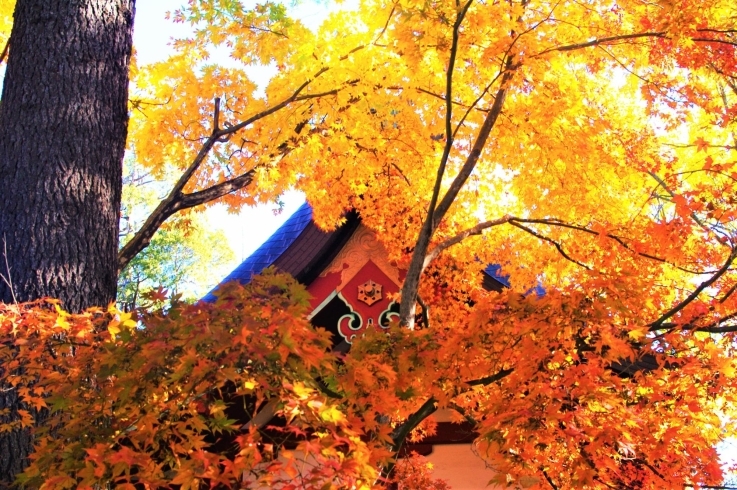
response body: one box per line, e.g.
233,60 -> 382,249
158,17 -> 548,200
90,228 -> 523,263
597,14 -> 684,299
357,280 -> 382,306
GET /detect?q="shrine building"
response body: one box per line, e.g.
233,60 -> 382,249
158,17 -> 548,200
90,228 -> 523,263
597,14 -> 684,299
204,202 -> 508,489
204,202 -> 658,488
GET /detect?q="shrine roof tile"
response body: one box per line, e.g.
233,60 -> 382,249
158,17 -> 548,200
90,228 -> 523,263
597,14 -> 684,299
484,264 -> 511,288
483,264 -> 545,296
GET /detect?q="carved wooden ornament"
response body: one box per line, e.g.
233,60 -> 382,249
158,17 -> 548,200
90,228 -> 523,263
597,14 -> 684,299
357,280 -> 382,306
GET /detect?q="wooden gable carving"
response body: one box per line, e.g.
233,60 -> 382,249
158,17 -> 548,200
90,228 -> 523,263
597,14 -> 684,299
204,203 -> 506,346
306,224 -> 403,343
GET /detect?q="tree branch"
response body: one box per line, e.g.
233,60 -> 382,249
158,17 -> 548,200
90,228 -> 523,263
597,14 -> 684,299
415,86 -> 490,113
657,311 -> 737,334
423,216 -> 512,270
372,4 -> 396,45
543,469 -> 560,490
390,397 -> 438,452
646,171 -> 723,242
533,31 -> 666,58
118,68 -> 337,271
649,247 -> 737,330
431,74 -> 513,229
509,221 -> 592,270
532,29 -> 736,58
465,367 -> 514,387
416,294 -> 430,328
398,0 -> 476,327
177,171 -> 256,210
384,366 -> 514,478
510,217 -> 721,275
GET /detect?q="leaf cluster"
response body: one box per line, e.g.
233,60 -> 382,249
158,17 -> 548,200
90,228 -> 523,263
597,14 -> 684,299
0,271 -> 377,489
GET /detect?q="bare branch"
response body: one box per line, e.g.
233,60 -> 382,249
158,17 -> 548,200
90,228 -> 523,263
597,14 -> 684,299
509,220 -> 592,270
649,247 -> 737,329
423,216 -> 512,270
398,0 -> 477,326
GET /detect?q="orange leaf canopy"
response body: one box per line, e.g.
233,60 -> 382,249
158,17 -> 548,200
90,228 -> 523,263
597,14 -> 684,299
2,0 -> 737,487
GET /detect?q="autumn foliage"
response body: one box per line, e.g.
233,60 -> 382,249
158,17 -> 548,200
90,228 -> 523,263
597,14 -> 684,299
1,0 -> 737,487
1,268 -> 736,488
0,272 -> 382,489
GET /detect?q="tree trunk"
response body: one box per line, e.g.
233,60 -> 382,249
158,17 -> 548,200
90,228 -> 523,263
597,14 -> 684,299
0,0 -> 135,483
0,0 -> 135,311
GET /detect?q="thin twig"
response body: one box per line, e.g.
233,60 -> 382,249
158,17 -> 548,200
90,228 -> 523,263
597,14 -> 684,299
0,39 -> 9,65
372,4 -> 396,45
1,235 -> 17,304
509,221 -> 592,270
649,247 -> 737,329
646,171 -> 724,243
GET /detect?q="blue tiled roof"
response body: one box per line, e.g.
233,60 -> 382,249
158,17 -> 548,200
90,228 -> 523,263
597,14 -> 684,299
484,264 -> 545,296
202,202 -> 312,302
484,264 -> 511,288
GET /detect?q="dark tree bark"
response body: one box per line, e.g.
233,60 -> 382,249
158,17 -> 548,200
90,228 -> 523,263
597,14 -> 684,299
0,0 -> 135,311
0,0 -> 135,483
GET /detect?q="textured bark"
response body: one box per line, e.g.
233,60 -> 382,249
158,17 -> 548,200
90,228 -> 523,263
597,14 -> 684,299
0,0 -> 135,310
0,0 -> 135,483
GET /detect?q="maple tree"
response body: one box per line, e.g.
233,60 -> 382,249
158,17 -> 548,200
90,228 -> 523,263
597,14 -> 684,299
0,0 -> 736,488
